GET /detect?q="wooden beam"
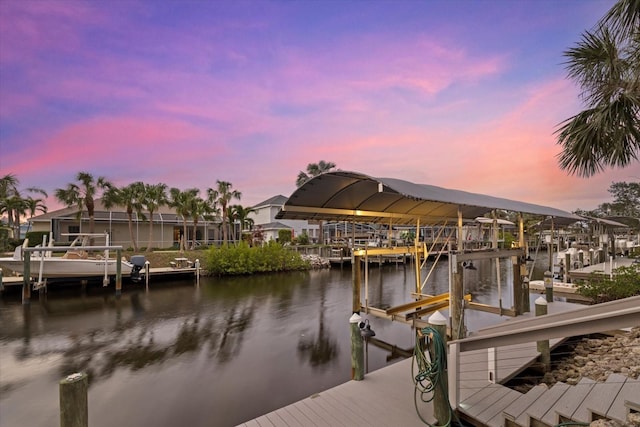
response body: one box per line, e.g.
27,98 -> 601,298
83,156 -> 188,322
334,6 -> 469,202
455,248 -> 524,262
466,301 -> 516,317
352,246 -> 423,256
385,292 -> 447,315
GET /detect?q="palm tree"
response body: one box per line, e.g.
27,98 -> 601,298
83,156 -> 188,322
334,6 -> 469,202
170,187 -> 199,251
0,174 -> 20,230
295,160 -> 336,187
55,171 -> 111,235
207,181 -> 241,245
188,196 -> 215,250
103,182 -> 146,251
142,183 -> 168,252
1,174 -> 48,238
24,196 -> 48,232
556,0 -> 640,177
232,204 -> 255,233
296,161 -> 337,243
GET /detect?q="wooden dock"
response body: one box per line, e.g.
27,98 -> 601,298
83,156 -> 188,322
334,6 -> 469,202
0,266 -> 198,292
237,301 -> 640,427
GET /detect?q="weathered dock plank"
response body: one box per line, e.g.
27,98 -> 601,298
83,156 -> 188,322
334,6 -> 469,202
550,377 -> 596,424
502,383 -> 547,424
474,388 -> 521,425
607,377 -> 640,423
574,373 -> 627,423
525,382 -> 570,425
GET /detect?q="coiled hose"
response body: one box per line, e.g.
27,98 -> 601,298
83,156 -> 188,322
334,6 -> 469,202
412,326 -> 457,426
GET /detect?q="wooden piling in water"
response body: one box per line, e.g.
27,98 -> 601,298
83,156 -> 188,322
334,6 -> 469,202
115,249 -> 122,296
22,250 -> 31,304
451,257 -> 465,340
350,313 -> 364,380
352,254 -> 361,314
535,297 -> 550,372
59,372 -> 88,427
428,311 -> 449,425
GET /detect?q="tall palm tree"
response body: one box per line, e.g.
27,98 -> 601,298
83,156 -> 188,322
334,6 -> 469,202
24,196 -> 48,232
1,174 -> 48,238
295,160 -> 336,187
556,0 -> 640,177
207,181 -> 241,245
188,196 -> 214,250
0,174 -> 20,228
296,161 -> 337,243
170,187 -> 199,252
231,204 -> 255,233
55,171 -> 111,235
142,183 -> 168,252
103,182 -> 146,251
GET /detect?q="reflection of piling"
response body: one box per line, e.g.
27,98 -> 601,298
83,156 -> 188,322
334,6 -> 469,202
59,372 -> 88,427
349,313 -> 364,380
535,297 -> 551,372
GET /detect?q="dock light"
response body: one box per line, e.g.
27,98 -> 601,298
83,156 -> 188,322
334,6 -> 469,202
360,319 -> 376,339
463,261 -> 477,270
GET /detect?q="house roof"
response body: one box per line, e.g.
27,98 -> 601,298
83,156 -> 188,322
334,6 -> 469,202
276,170 -> 581,226
252,194 -> 288,209
30,198 -> 217,224
257,221 -> 292,230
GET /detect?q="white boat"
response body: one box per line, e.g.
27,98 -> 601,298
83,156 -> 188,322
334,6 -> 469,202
0,234 -> 145,282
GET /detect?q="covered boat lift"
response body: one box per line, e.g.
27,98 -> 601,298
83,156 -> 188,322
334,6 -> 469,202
276,170 -> 581,340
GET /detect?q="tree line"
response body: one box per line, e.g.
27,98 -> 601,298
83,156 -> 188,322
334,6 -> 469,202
0,161 -> 337,252
1,171 -> 248,252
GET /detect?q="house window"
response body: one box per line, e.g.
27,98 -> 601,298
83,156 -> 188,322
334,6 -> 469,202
68,226 -> 80,241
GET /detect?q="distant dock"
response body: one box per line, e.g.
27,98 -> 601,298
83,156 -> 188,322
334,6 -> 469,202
0,266 -> 199,293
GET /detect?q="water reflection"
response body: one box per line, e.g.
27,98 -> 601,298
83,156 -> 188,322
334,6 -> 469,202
0,255 -> 554,427
297,280 -> 339,368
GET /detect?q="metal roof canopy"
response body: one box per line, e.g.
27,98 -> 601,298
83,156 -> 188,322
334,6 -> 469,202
276,171 -> 580,225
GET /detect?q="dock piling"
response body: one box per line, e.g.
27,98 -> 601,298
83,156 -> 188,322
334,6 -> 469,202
59,372 -> 88,427
22,250 -> 31,304
350,313 -> 364,380
535,297 -> 551,372
428,311 -> 449,425
115,249 -> 122,296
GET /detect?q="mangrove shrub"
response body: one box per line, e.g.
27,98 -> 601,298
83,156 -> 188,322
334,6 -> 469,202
204,240 -> 309,275
577,263 -> 640,303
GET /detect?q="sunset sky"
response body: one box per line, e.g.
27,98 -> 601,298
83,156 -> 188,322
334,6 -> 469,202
1,0 -> 638,214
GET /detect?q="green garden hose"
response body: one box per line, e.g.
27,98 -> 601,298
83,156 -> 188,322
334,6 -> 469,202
412,326 -> 455,426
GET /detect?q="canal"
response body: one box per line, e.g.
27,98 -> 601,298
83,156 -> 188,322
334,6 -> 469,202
0,256 -> 552,427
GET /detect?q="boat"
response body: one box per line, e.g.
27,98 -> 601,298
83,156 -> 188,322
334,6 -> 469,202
0,233 -> 146,282
528,279 -> 578,294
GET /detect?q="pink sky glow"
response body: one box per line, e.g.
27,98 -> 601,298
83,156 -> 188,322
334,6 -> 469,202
1,0 -> 638,215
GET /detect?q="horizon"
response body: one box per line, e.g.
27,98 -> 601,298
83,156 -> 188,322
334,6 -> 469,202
1,0 -> 638,214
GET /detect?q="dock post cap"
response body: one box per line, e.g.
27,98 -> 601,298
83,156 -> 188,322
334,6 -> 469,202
428,310 -> 447,325
349,313 -> 362,323
535,296 -> 547,305
62,372 -> 86,383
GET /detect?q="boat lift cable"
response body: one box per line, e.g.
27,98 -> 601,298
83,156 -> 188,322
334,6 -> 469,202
527,228 -> 544,283
421,221 -> 448,270
412,327 -> 462,426
421,233 -> 454,292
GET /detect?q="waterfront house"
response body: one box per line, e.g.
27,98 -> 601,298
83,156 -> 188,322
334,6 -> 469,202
27,198 -> 222,249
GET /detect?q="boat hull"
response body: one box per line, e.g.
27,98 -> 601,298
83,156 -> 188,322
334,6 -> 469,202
0,258 -> 134,278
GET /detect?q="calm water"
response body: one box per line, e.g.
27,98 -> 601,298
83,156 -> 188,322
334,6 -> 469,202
0,256 -> 551,427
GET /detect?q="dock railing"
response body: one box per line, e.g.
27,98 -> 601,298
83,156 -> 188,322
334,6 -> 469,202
447,295 -> 640,409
